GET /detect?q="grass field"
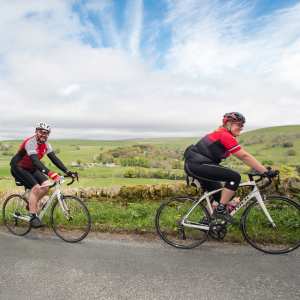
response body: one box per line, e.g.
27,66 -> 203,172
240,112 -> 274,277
0,125 -> 299,191
0,176 -> 185,191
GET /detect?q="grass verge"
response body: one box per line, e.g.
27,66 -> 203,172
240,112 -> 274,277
1,186 -> 299,246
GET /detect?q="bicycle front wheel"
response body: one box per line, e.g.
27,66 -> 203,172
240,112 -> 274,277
3,194 -> 31,236
50,195 -> 91,243
241,196 -> 300,254
156,196 -> 210,249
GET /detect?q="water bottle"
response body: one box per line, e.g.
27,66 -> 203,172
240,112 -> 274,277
227,197 -> 240,213
212,201 -> 219,210
38,196 -> 49,211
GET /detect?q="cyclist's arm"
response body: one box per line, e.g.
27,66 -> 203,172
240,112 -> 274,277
47,152 -> 68,174
29,154 -> 51,174
232,149 -> 267,173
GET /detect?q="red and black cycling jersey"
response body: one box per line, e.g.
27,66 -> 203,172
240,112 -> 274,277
197,128 -> 242,160
10,136 -> 53,171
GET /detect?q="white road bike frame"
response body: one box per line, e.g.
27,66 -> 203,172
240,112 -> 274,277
180,180 -> 276,231
13,176 -> 72,223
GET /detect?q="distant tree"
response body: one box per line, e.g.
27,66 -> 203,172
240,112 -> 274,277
262,132 -> 268,143
244,138 -> 252,146
265,142 -> 272,149
77,159 -> 82,165
262,160 -> 274,166
54,148 -> 60,154
283,140 -> 294,147
132,157 -> 140,166
100,147 -> 104,150
124,168 -> 136,178
139,157 -> 149,168
273,133 -> 284,142
155,169 -> 164,179
288,133 -> 296,140
252,134 -> 261,145
76,146 -> 80,150
286,148 -> 297,156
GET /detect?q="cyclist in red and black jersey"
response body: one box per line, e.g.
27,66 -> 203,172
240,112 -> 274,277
184,112 -> 278,223
10,122 -> 76,228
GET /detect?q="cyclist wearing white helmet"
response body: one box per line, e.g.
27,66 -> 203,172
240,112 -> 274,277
184,112 -> 278,224
10,122 -> 76,228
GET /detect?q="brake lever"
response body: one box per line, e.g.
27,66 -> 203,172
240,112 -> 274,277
67,172 -> 78,186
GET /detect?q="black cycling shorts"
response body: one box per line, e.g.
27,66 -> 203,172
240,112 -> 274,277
184,163 -> 241,202
11,166 -> 48,190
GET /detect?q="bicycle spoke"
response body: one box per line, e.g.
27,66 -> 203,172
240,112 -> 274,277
50,195 -> 91,242
3,195 -> 31,236
156,196 -> 210,249
241,196 -> 300,254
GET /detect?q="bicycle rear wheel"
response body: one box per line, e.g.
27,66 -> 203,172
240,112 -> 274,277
241,196 -> 300,254
2,194 -> 31,236
156,196 -> 210,249
50,195 -> 91,243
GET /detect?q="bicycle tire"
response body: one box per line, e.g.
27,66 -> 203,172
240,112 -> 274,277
241,195 -> 300,254
156,196 -> 210,249
50,195 -> 91,243
2,194 -> 31,236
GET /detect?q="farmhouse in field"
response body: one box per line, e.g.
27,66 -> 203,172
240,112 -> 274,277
104,163 -> 116,167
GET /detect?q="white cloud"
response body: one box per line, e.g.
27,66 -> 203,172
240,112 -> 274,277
124,0 -> 143,57
0,0 -> 300,141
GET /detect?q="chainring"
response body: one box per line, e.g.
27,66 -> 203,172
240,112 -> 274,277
209,222 -> 227,239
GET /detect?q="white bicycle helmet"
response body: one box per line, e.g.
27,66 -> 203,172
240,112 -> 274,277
36,122 -> 52,133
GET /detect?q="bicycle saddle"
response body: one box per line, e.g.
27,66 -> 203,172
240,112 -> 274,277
15,180 -> 23,186
186,176 -> 202,189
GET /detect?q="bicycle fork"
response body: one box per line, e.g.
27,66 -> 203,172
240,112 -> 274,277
256,193 -> 276,228
57,193 -> 73,221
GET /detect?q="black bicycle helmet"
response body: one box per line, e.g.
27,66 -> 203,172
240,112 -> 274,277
222,112 -> 246,124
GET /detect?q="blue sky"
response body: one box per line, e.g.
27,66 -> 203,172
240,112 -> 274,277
0,0 -> 300,140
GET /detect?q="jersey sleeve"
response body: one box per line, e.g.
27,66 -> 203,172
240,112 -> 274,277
45,142 -> 53,155
24,138 -> 38,156
220,131 -> 242,154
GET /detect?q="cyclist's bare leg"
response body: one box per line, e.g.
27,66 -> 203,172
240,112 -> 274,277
29,184 -> 42,214
219,188 -> 235,205
37,181 -> 50,209
212,187 -> 239,223
29,182 -> 50,213
205,188 -> 234,216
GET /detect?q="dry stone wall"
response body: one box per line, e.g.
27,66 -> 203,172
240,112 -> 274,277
68,177 -> 300,204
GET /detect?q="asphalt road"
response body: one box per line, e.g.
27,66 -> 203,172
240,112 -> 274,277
0,230 -> 299,300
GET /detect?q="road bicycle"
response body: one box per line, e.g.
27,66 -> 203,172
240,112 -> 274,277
2,173 -> 91,243
156,169 -> 300,254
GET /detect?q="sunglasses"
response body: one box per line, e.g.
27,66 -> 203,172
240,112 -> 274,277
38,129 -> 50,135
236,123 -> 244,128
